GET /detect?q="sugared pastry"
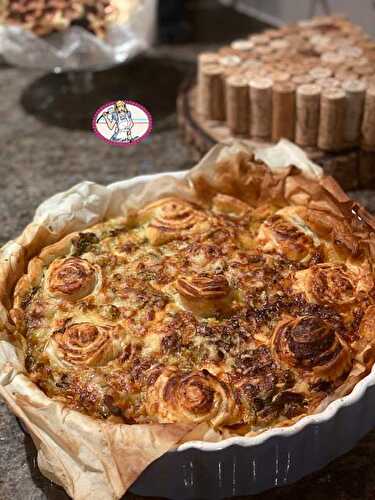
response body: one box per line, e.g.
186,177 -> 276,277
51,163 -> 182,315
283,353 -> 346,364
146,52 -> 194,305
12,181 -> 375,433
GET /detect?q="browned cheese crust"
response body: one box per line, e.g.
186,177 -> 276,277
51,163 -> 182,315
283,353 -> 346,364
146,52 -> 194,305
10,152 -> 375,435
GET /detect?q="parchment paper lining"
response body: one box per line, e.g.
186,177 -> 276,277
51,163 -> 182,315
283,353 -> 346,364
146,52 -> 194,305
0,139 -> 374,500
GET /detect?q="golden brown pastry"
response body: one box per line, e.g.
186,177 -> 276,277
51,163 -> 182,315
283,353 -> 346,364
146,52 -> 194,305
46,322 -> 123,369
146,368 -> 238,427
256,206 -> 324,263
272,315 -> 352,382
140,197 -> 210,246
48,257 -> 98,300
293,262 -> 374,305
11,168 -> 375,435
175,273 -> 233,317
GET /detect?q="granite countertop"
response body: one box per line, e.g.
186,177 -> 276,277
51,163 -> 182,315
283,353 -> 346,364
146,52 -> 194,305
1,4 -> 375,499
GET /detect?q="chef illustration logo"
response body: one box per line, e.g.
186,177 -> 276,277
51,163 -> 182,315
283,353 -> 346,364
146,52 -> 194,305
93,100 -> 152,146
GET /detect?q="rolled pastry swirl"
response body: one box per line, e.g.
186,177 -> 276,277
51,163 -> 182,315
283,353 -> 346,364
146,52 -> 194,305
46,323 -> 121,369
294,262 -> 374,306
146,368 -> 238,426
272,315 -> 352,381
140,197 -> 209,245
176,273 -> 232,317
256,207 -> 320,262
48,257 -> 97,300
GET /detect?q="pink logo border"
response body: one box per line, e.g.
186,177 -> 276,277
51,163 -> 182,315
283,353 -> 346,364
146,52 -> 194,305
92,100 -> 153,147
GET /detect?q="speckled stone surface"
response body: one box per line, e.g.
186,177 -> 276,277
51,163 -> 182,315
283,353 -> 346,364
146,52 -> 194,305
1,4 -> 375,500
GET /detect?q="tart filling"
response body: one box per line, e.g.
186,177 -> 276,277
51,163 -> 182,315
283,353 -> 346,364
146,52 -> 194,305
12,196 -> 375,433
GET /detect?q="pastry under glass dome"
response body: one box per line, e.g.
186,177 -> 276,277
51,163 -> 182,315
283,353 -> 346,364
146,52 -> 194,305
0,0 -> 157,128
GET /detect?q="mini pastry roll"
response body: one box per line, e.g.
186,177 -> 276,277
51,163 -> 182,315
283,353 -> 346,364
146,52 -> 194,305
293,262 -> 374,306
176,273 -> 232,317
140,197 -> 209,246
342,79 -> 366,145
256,206 -> 322,264
249,78 -> 273,140
146,368 -> 238,427
296,84 -> 321,147
226,74 -> 250,136
318,88 -> 346,151
272,82 -> 296,142
48,257 -> 97,300
272,315 -> 352,382
361,85 -> 375,151
46,323 -> 122,369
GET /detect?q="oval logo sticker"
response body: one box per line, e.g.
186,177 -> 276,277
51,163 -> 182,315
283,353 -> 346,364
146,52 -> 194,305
93,100 -> 152,146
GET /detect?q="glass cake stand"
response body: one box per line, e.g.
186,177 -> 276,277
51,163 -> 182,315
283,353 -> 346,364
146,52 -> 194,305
0,0 -> 157,130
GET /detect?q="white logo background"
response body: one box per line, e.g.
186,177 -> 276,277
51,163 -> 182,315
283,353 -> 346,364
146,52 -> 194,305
94,101 -> 152,145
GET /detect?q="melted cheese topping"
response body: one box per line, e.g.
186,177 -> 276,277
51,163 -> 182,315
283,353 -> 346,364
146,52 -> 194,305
14,198 -> 375,431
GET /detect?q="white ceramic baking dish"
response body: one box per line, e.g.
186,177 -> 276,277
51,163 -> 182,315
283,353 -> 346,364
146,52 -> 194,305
9,151 -> 375,499
105,171 -> 375,499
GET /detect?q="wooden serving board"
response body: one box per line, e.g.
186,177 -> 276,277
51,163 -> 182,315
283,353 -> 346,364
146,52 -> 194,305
177,81 -> 375,191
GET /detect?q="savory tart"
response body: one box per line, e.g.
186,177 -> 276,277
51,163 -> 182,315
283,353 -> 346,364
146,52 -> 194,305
10,172 -> 375,435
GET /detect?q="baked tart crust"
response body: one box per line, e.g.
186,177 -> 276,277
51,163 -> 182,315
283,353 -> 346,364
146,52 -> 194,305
10,176 -> 375,435
1,142 -> 375,498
